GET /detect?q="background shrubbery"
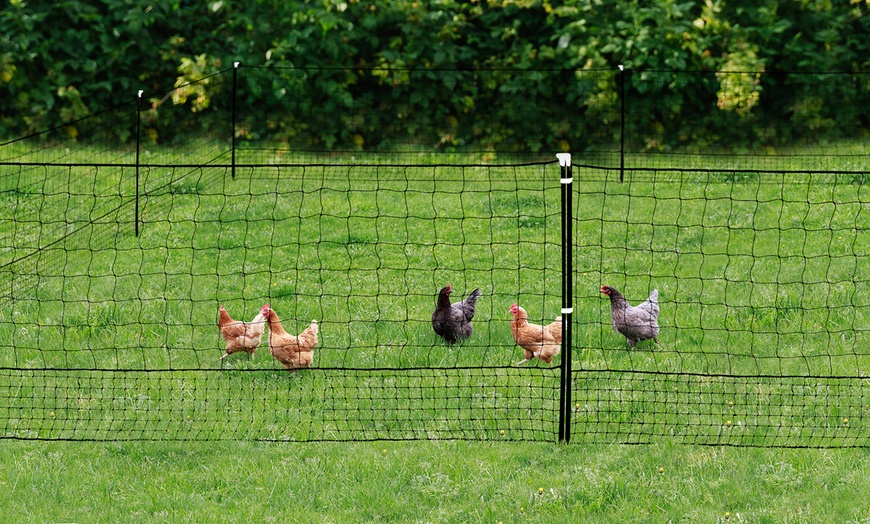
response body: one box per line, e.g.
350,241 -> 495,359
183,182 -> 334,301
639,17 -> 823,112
2,0 -> 869,150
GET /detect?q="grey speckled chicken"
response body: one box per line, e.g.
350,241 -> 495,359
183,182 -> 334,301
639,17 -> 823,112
431,284 -> 482,343
600,285 -> 660,348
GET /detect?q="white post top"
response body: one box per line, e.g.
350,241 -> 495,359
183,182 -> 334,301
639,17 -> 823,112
556,153 -> 571,167
137,90 -> 143,98
234,61 -> 240,68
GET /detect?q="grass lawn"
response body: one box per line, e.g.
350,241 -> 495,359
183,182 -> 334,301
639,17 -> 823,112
2,439 -> 870,523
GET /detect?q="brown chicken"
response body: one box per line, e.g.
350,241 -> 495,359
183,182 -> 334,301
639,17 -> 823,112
218,305 -> 266,360
600,286 -> 660,348
510,303 -> 563,365
262,304 -> 319,370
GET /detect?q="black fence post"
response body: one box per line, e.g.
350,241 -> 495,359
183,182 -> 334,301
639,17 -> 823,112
135,89 -> 142,237
231,61 -> 239,180
618,64 -> 626,183
557,153 -> 574,443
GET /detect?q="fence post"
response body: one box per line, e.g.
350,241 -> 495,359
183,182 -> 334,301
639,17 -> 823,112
557,153 -> 574,443
618,65 -> 626,183
231,61 -> 239,180
135,89 -> 142,237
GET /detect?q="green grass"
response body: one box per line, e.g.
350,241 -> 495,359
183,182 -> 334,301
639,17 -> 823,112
2,144 -> 870,520
3,439 -> 870,522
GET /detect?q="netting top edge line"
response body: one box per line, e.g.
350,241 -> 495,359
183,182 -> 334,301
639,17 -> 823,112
0,161 -> 559,169
574,165 -> 870,175
3,162 -> 868,176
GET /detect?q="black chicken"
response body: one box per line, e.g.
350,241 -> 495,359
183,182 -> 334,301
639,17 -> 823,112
431,284 -> 482,343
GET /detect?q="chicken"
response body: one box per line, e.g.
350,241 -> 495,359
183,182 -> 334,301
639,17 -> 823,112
262,304 -> 319,370
600,286 -> 660,348
510,304 -> 563,365
218,305 -> 266,360
431,285 -> 483,343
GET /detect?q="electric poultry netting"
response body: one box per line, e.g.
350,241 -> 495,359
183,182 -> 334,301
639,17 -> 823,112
0,160 -> 565,442
571,165 -> 870,447
3,158 -> 870,446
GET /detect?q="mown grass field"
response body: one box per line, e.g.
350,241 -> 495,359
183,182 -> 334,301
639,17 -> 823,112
1,145 -> 870,521
4,440 -> 870,522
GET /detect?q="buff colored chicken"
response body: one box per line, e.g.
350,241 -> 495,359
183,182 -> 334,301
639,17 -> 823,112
218,305 -> 266,360
510,304 -> 563,365
262,304 -> 319,370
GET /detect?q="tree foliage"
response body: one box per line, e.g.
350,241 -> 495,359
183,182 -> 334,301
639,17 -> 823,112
2,0 -> 869,149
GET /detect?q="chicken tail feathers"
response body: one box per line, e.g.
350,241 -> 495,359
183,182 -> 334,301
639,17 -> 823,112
637,289 -> 660,318
459,288 -> 482,320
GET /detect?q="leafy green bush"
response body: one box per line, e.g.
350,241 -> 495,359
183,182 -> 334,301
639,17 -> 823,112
2,0 -> 868,150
